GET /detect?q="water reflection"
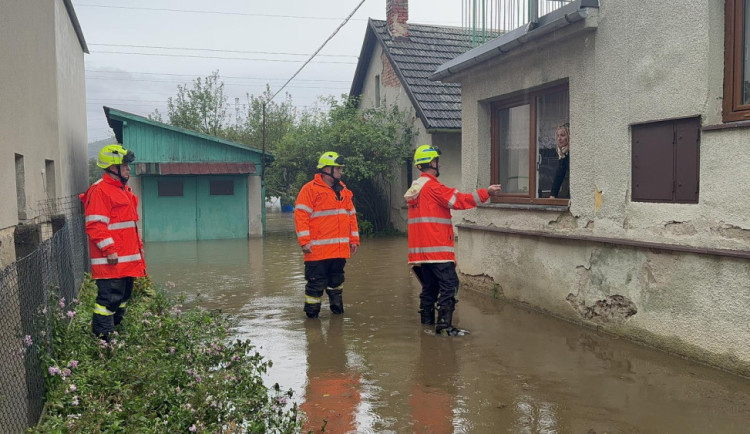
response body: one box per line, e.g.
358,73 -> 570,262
143,212 -> 750,433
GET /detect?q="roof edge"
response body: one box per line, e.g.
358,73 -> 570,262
62,0 -> 89,53
103,106 -> 269,156
430,0 -> 598,81
349,19 -> 379,99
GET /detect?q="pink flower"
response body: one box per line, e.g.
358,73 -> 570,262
59,297 -> 66,309
66,310 -> 76,319
69,384 -> 77,392
24,335 -> 33,347
69,360 -> 79,369
71,396 -> 79,406
48,366 -> 61,376
169,347 -> 176,354
189,424 -> 196,432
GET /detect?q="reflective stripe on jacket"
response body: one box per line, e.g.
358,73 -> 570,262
404,173 -> 489,264
294,174 -> 359,262
79,173 -> 147,279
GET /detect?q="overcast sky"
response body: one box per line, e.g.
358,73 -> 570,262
72,0 -> 464,142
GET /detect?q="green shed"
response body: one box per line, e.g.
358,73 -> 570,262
104,106 -> 268,242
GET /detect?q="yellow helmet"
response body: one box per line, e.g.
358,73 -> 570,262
413,145 -> 441,166
317,151 -> 345,169
97,144 -> 135,169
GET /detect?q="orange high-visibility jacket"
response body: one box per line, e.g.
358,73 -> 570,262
294,174 -> 359,262
404,173 -> 489,264
79,173 -> 147,279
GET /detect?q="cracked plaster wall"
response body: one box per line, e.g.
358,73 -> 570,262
458,231 -> 750,376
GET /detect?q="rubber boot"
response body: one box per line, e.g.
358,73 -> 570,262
419,306 -> 435,325
328,289 -> 344,314
435,307 -> 454,335
304,302 -> 321,318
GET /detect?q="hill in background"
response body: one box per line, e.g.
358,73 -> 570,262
88,136 -> 116,159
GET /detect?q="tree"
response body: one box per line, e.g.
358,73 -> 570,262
271,96 -> 414,233
151,71 -> 230,137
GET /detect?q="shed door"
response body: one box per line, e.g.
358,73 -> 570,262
196,176 -> 248,240
142,176 -> 197,241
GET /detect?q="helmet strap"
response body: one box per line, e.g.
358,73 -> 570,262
106,165 -> 129,185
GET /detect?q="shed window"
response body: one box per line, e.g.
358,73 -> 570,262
210,180 -> 234,196
491,83 -> 570,205
158,180 -> 184,197
631,117 -> 700,203
723,0 -> 750,122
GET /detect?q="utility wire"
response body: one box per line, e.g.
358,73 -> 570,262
91,50 -> 357,64
271,0 -> 366,101
85,69 -> 351,83
88,43 -> 357,58
75,3 -> 368,21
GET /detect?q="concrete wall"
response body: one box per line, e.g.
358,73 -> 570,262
447,0 -> 750,375
248,175 -> 263,237
357,43 -> 462,232
0,0 -> 87,263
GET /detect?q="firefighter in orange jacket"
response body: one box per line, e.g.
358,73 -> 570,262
294,152 -> 359,318
405,145 -> 502,336
80,144 -> 146,339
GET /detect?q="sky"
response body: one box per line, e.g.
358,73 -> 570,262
72,0 -> 465,142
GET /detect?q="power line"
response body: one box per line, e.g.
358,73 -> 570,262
85,76 -> 350,90
271,0 -> 366,101
91,50 -> 357,64
85,69 -> 351,83
75,3 -> 369,21
88,43 -> 357,58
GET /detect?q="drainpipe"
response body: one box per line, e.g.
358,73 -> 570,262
528,0 -> 539,30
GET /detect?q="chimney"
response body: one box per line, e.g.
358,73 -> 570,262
386,0 -> 408,39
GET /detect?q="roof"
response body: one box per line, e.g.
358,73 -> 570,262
62,0 -> 89,54
430,0 -> 599,81
103,106 -> 267,156
350,19 -> 484,130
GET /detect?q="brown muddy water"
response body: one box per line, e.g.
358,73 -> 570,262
144,212 -> 750,433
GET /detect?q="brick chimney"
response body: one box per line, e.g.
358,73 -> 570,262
386,0 -> 408,39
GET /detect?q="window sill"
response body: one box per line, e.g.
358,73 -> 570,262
479,202 -> 569,212
703,120 -> 750,131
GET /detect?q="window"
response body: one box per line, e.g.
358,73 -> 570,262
631,117 -> 700,204
210,180 -> 234,196
15,154 -> 26,220
158,180 -> 184,197
375,75 -> 381,108
723,0 -> 750,122
45,159 -> 56,200
491,83 -> 569,204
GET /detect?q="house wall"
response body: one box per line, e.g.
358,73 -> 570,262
0,0 -> 87,267
450,0 -> 750,375
358,43 -> 462,232
55,0 -> 88,196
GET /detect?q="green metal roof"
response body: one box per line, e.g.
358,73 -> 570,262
104,106 -> 271,165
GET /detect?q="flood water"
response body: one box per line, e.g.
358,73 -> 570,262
145,212 -> 750,433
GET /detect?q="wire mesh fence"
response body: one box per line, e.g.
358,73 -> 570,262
0,195 -> 87,433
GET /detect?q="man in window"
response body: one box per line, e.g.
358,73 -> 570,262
405,145 -> 502,336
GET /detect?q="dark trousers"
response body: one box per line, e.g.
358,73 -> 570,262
92,277 -> 134,337
304,258 -> 346,317
418,262 -> 459,313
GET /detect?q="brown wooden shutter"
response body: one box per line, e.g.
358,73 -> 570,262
632,122 -> 674,202
674,117 -> 700,203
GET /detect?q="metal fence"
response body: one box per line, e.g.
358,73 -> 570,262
462,0 -> 573,45
0,196 -> 87,433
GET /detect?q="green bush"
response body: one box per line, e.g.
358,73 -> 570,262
31,275 -> 301,433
